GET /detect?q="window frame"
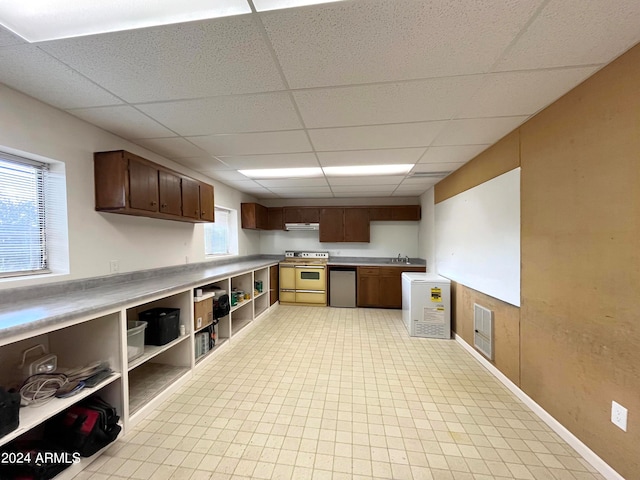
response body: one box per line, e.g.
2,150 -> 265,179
204,206 -> 238,258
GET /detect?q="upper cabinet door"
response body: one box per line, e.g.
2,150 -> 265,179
158,170 -> 182,216
344,208 -> 370,242
319,208 -> 344,242
128,156 -> 158,212
284,207 -> 320,223
199,182 -> 215,222
182,178 -> 200,219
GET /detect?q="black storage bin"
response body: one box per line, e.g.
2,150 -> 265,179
138,307 -> 180,346
0,387 -> 20,438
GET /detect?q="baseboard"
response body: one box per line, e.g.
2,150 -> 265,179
454,334 -> 624,480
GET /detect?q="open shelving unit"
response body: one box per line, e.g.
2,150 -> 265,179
0,261 -> 278,479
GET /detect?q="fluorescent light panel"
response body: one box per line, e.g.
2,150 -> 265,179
239,167 -> 323,179
0,0 -> 251,42
253,0 -> 346,12
323,164 -> 414,176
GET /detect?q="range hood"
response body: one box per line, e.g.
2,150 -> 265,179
285,223 -> 320,231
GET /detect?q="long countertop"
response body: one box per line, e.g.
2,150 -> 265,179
0,255 -> 427,341
327,257 -> 426,267
0,257 -> 280,340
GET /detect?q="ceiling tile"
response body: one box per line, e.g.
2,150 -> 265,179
277,191 -> 335,198
261,0 -> 542,88
213,179 -> 265,190
68,105 -> 175,139
309,122 -> 446,151
133,137 -> 207,159
293,78 -> 483,128
206,170 -> 253,182
411,163 -> 464,173
269,187 -> 333,194
331,185 -> 397,193
188,131 -> 312,156
393,185 -> 431,197
173,157 -> 232,171
334,191 -> 392,198
255,178 -> 329,188
495,0 -> 640,71
459,67 -> 600,118
317,148 -> 424,167
432,116 -> 529,146
0,45 -> 122,109
401,177 -> 440,185
328,176 -> 405,186
419,145 -> 489,164
136,92 -> 302,135
40,16 -> 285,103
0,26 -> 25,46
217,153 -> 319,170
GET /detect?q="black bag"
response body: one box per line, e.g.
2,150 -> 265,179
0,387 -> 20,439
214,294 -> 230,319
44,396 -> 121,457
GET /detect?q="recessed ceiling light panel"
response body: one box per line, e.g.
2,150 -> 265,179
239,167 -> 323,179
253,1 -> 345,12
323,164 -> 414,176
0,0 -> 252,42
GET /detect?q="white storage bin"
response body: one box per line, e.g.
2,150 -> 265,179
127,320 -> 147,361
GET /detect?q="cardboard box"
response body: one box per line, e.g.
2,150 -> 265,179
194,297 -> 213,331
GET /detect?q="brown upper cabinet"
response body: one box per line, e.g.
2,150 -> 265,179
369,205 -> 421,221
284,207 -> 320,224
267,207 -> 284,230
319,208 -> 369,243
181,178 -> 200,220
241,203 -> 268,230
240,203 -> 420,241
94,150 -> 215,223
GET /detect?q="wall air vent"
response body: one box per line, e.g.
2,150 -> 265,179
474,303 -> 494,360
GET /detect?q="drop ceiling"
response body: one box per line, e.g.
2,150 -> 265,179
0,0 -> 638,199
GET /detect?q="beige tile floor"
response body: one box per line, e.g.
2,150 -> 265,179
77,306 -> 605,480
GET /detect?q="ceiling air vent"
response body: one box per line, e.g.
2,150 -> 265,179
407,172 -> 452,178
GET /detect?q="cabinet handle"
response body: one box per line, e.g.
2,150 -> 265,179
161,203 -> 167,208
195,210 -> 199,215
151,201 -> 157,206
201,211 -> 205,216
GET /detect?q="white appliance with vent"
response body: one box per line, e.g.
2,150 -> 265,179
401,272 -> 451,338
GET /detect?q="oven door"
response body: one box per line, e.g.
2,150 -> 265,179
295,265 -> 326,291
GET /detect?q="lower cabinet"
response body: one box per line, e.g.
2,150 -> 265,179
357,265 -> 426,308
0,263 -> 278,479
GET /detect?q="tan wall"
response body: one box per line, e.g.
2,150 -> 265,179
434,130 -> 520,203
519,45 -> 640,478
434,43 -> 640,478
451,282 -> 521,385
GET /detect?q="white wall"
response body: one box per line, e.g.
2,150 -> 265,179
418,187 -> 436,271
260,221 -> 419,258
0,84 -> 260,290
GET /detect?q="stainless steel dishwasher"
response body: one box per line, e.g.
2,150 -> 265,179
329,267 -> 357,308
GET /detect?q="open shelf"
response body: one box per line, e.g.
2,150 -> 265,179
230,298 -> 252,313
0,374 -> 121,448
128,363 -> 189,415
254,290 -> 268,300
127,334 -> 190,371
255,292 -> 270,319
231,317 -> 252,335
195,338 -> 228,364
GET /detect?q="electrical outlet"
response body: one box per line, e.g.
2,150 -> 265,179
611,401 -> 628,431
109,260 -> 119,273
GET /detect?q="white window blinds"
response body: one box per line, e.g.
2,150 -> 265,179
0,153 -> 48,277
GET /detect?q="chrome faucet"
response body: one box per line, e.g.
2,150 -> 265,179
397,253 -> 402,262
405,256 -> 410,264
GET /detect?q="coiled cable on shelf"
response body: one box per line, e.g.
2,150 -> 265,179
20,373 -> 68,407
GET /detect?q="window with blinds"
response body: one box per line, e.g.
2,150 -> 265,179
0,153 -> 49,277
